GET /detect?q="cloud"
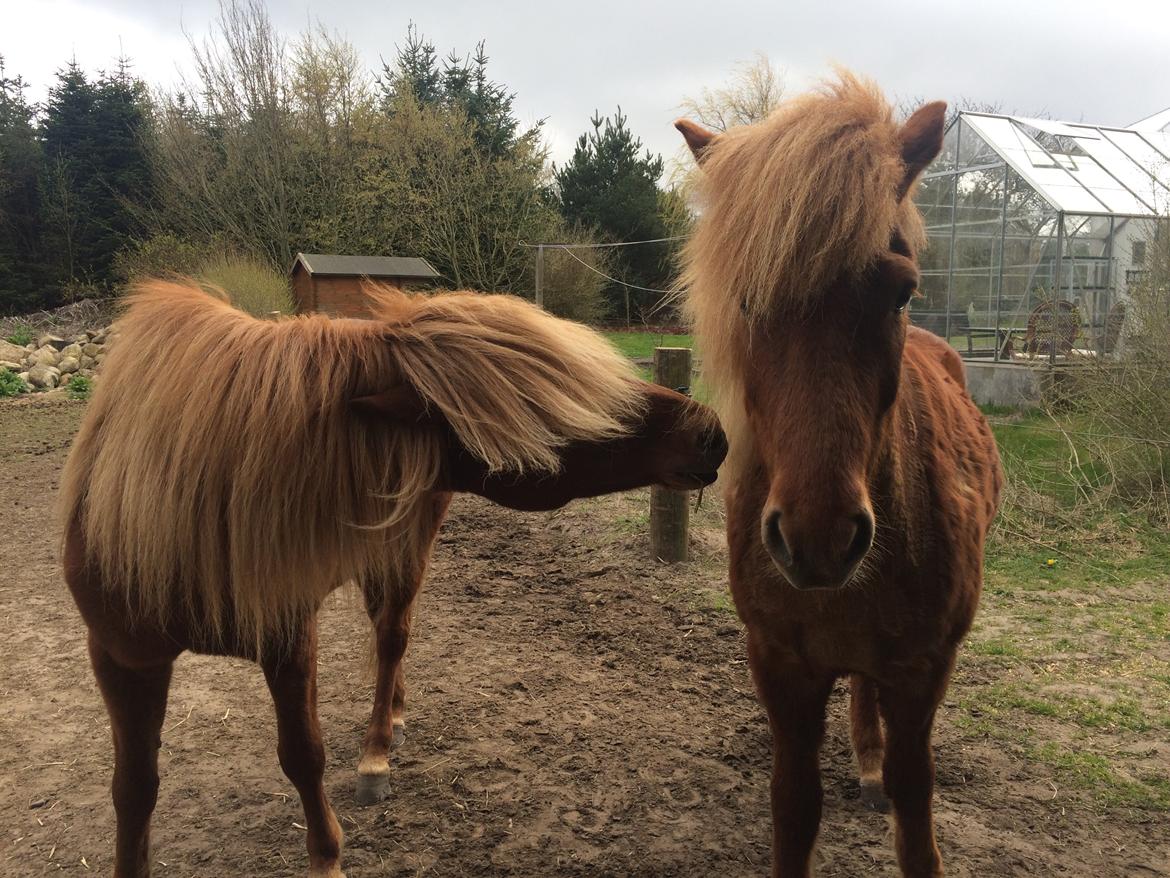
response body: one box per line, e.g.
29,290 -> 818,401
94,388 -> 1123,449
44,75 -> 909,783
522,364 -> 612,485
6,0 -> 1167,166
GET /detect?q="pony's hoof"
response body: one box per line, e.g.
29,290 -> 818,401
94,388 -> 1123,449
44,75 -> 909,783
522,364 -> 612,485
391,723 -> 405,749
859,779 -> 890,813
307,865 -> 345,878
355,772 -> 390,806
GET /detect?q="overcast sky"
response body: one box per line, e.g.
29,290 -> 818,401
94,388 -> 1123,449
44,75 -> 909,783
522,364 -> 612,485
5,0 -> 1169,166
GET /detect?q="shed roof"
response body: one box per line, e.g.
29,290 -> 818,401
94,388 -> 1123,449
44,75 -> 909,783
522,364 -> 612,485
291,252 -> 440,279
932,112 -> 1170,218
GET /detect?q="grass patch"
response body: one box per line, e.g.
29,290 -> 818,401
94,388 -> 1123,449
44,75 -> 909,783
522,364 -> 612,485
602,331 -> 693,359
1027,742 -> 1170,811
65,374 -> 93,401
6,325 -> 33,347
0,367 -> 28,398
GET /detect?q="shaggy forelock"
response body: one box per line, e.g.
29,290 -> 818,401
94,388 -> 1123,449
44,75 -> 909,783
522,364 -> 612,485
681,70 -> 929,478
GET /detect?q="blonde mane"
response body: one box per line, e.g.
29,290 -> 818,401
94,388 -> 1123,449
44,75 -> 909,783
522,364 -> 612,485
60,280 -> 641,649
681,71 -> 928,479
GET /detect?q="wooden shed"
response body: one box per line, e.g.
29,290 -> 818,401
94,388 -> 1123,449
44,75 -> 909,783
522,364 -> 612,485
289,252 -> 440,317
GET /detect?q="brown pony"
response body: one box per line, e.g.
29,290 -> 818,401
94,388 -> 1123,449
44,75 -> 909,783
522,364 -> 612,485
676,73 -> 1001,877
60,279 -> 726,878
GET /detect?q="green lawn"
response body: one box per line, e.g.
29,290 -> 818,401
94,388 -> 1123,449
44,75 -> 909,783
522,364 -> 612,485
602,330 -> 694,359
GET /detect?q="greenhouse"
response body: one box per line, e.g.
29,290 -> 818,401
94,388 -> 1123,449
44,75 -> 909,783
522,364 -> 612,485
915,109 -> 1170,365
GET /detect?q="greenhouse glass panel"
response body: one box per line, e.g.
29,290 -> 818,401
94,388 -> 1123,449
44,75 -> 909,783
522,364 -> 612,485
957,116 -> 1000,169
917,173 -> 955,316
1076,136 -> 1166,212
961,115 -> 1110,213
950,166 -> 1006,355
1058,214 -> 1115,354
998,168 -> 1060,352
1102,130 -> 1170,191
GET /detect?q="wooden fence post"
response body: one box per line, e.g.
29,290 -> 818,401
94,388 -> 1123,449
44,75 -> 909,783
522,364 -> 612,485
650,347 -> 691,563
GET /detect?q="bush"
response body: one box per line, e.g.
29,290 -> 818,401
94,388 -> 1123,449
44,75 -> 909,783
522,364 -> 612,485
66,374 -> 94,400
530,222 -> 613,324
112,233 -> 213,284
1042,216 -> 1170,520
0,368 -> 28,398
197,255 -> 295,318
6,325 -> 33,346
539,249 -> 610,324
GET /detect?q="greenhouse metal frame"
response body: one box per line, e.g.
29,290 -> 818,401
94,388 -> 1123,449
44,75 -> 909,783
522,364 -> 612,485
915,110 -> 1170,364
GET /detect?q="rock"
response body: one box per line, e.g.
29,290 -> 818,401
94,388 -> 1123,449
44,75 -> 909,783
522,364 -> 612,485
82,343 -> 101,358
37,333 -> 68,350
17,372 -> 29,384
30,346 -> 60,367
0,360 -> 21,372
58,356 -> 80,375
0,340 -> 27,363
92,328 -> 109,345
60,342 -> 83,360
80,354 -> 96,370
27,363 -> 60,389
94,352 -> 106,365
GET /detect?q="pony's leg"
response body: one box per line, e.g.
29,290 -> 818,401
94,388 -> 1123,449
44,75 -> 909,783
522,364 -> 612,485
849,673 -> 889,812
262,621 -> 345,878
354,492 -> 450,806
354,581 -> 416,806
749,642 -> 834,878
878,664 -> 952,878
89,638 -> 173,878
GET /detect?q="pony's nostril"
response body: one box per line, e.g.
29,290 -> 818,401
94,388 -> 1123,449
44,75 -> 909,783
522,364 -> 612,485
700,424 -> 728,462
844,511 -> 875,567
762,510 -> 793,568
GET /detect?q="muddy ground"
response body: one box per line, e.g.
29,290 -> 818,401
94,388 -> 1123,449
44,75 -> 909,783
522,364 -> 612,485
1,396 -> 1165,876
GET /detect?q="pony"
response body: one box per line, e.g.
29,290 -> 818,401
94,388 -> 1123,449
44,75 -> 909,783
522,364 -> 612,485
60,279 -> 727,878
676,72 -> 1002,877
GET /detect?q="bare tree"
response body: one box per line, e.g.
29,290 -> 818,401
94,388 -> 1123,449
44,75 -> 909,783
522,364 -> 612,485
678,53 -> 784,133
669,53 -> 785,192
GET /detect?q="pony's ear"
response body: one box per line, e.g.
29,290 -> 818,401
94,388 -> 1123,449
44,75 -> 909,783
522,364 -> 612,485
897,101 -> 947,200
351,383 -> 442,426
675,118 -> 719,163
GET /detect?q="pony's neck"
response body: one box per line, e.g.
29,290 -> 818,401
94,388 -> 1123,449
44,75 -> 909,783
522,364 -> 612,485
870,368 -> 928,541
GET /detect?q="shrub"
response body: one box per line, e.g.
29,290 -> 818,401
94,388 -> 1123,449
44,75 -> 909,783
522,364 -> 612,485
66,374 -> 94,400
1042,216 -> 1170,520
112,233 -> 213,284
0,368 -> 28,398
6,325 -> 33,346
197,255 -> 295,318
533,223 -> 611,324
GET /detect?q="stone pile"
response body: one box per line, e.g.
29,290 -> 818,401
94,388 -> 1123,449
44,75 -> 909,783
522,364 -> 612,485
0,326 -> 115,391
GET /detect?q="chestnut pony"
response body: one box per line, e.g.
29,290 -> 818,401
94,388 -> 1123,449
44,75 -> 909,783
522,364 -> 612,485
677,74 -> 1001,877
60,280 -> 726,878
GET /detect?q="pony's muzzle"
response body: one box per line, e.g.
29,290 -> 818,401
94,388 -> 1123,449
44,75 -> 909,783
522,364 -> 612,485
761,507 -> 874,590
698,422 -> 729,469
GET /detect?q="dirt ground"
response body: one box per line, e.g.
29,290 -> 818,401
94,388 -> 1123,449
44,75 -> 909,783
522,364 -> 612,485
1,395 -> 1165,877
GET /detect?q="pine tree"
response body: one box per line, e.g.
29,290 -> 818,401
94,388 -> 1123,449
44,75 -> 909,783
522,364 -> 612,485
0,56 -> 50,312
554,108 -> 670,318
89,58 -> 154,274
40,57 -> 153,291
40,60 -> 98,286
379,24 -> 442,109
379,26 -> 535,157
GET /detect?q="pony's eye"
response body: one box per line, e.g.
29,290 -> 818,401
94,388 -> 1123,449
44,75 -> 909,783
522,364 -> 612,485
894,284 -> 916,313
